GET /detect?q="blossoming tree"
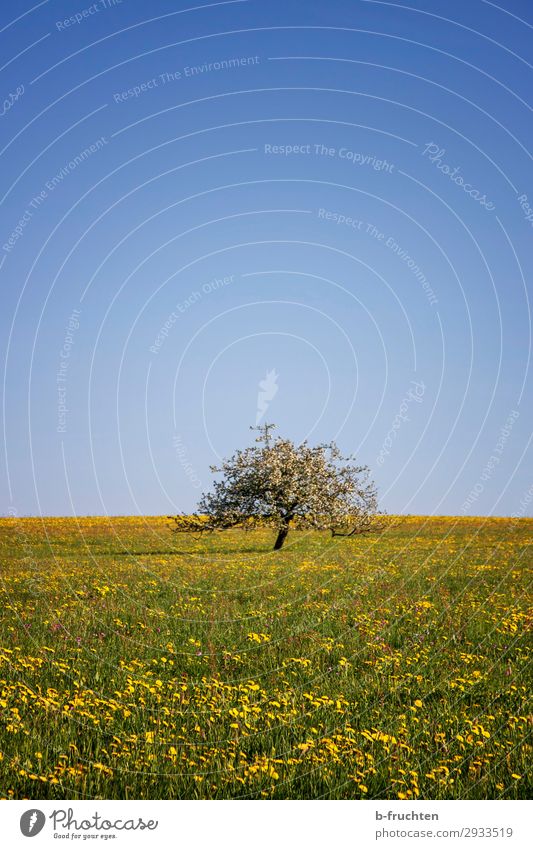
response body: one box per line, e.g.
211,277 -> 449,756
170,424 -> 380,550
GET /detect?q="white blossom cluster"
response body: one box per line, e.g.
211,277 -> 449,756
171,425 -> 380,549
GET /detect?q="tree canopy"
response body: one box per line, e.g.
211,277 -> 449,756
170,424 -> 380,549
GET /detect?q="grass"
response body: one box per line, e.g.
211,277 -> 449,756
0,515 -> 530,800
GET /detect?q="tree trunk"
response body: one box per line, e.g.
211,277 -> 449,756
273,524 -> 290,550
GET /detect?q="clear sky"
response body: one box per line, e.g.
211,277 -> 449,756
1,0 -> 532,517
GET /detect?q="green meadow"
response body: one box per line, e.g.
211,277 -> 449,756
0,515 -> 530,799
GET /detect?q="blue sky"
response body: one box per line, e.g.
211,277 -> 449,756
1,0 -> 532,517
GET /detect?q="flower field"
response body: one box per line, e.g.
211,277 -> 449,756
0,515 -> 530,800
